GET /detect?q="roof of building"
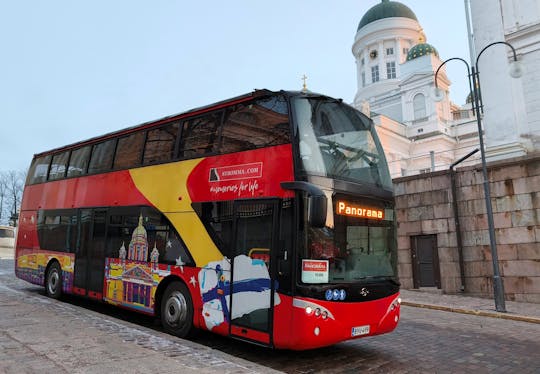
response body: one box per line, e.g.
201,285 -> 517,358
358,0 -> 418,30
406,43 -> 439,61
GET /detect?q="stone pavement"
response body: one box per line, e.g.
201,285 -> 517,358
0,261 -> 280,374
400,288 -> 540,324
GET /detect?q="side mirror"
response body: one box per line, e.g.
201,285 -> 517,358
308,194 -> 327,228
281,181 -> 328,228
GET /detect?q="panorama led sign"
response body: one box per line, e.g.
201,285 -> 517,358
336,201 -> 384,220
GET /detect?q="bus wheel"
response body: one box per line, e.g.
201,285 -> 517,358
161,281 -> 194,338
45,262 -> 63,299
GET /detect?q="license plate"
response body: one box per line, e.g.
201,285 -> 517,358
351,325 -> 370,337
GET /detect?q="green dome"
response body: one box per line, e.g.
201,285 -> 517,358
406,43 -> 439,61
358,0 -> 418,30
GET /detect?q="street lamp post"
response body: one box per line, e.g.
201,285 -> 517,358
433,41 -> 523,313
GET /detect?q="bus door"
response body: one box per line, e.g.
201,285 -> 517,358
73,208 -> 107,299
229,199 -> 279,346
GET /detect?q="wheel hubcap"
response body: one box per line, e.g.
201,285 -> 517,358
164,291 -> 187,327
48,270 -> 59,294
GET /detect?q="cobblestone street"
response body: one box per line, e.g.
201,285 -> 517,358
1,259 -> 539,373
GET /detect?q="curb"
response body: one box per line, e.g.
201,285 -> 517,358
402,301 -> 540,324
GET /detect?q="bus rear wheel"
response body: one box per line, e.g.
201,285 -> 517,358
161,281 -> 194,338
45,262 -> 62,299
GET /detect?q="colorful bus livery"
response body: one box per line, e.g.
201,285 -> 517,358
16,89 -> 400,350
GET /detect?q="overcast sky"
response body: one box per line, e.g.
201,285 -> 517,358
0,1 -> 470,172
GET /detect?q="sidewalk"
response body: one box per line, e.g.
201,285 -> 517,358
400,288 -> 540,324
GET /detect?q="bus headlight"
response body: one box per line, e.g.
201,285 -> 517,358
305,306 -> 313,315
314,327 -> 320,336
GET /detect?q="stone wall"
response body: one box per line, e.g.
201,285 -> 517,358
394,153 -> 540,303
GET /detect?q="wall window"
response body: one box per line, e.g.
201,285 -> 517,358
220,95 -> 290,154
361,58 -> 365,66
67,146 -> 91,177
88,139 -> 116,174
48,152 -> 70,181
114,131 -> 145,169
386,62 -> 396,79
361,72 -> 366,87
386,47 -> 394,56
143,122 -> 180,165
403,47 -> 409,55
413,93 -> 427,120
371,66 -> 380,83
178,112 -> 222,159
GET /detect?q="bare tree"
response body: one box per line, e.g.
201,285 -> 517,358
0,170 -> 26,227
0,172 -> 6,224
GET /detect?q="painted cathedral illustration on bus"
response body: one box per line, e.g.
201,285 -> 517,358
104,214 -> 169,313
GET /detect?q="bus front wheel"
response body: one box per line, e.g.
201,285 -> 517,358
45,262 -> 63,299
161,281 -> 194,338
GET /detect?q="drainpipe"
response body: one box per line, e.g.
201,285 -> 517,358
449,148 -> 479,292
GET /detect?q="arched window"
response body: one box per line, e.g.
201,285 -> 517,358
413,93 -> 426,120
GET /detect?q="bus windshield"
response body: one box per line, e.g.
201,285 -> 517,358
300,196 -> 397,284
292,96 -> 392,190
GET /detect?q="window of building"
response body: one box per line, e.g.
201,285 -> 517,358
220,95 -> 290,154
67,146 -> 91,178
413,93 -> 427,120
419,168 -> 431,174
143,122 -> 180,165
361,58 -> 365,66
386,62 -> 396,79
386,47 -> 394,56
88,139 -> 116,174
361,72 -> 366,87
114,131 -> 145,169
48,152 -> 70,181
371,65 -> 379,82
403,47 -> 409,55
178,112 -> 222,159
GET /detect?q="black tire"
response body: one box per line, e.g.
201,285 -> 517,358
160,281 -> 194,338
45,262 -> 63,299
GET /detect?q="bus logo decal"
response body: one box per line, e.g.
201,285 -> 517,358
209,162 -> 263,182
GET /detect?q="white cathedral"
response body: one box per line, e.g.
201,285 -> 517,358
352,0 -> 539,178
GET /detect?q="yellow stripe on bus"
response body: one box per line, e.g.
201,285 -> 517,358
129,160 -> 223,267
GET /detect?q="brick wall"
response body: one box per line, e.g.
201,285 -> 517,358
394,153 -> 540,303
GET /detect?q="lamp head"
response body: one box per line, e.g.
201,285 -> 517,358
508,60 -> 523,78
431,86 -> 445,102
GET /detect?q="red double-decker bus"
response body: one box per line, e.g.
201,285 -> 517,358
15,89 -> 400,350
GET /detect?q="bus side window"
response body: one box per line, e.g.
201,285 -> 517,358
142,122 -> 180,165
27,155 -> 52,185
178,112 -> 222,159
220,96 -> 291,155
48,151 -> 70,181
67,146 -> 91,178
88,139 -> 116,174
114,131 -> 145,169
192,201 -> 234,259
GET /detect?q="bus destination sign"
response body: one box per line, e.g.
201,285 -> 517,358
336,201 -> 384,220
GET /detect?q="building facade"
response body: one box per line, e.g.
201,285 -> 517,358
353,0 -> 479,179
354,1 -> 540,301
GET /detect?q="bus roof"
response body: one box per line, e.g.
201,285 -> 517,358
34,88 -> 280,158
